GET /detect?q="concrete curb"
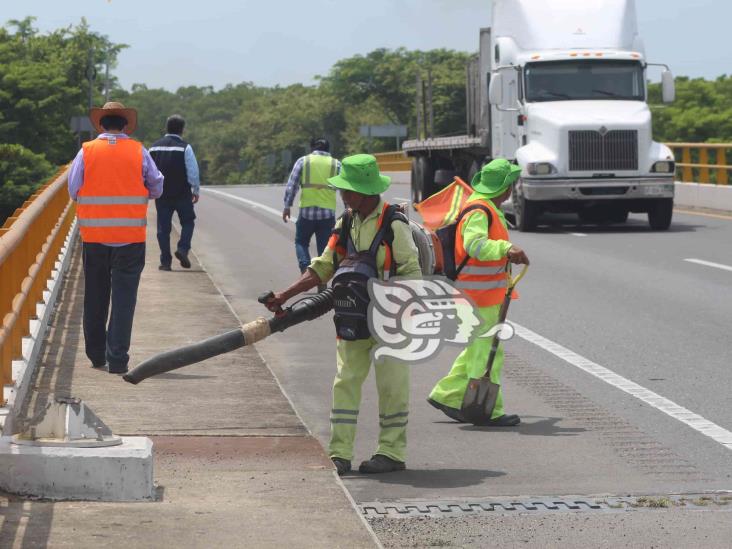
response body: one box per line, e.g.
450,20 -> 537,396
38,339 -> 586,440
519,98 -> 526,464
674,181 -> 732,212
1,221 -> 79,435
0,435 -> 153,501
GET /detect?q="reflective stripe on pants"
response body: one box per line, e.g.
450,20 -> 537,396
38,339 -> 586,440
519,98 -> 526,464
428,304 -> 505,419
328,337 -> 409,462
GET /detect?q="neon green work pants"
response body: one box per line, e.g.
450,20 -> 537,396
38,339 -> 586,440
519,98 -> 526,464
328,338 -> 410,463
428,304 -> 505,419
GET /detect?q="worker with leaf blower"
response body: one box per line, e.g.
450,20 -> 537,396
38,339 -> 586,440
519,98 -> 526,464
427,159 -> 530,426
264,154 -> 422,476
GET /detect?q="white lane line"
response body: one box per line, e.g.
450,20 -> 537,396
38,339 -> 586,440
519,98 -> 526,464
392,196 -> 411,202
568,232 -> 588,237
202,190 -> 732,450
203,188 -> 283,218
513,322 -> 732,450
684,258 -> 732,273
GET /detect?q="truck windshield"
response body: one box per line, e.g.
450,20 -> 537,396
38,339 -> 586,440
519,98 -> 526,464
525,60 -> 644,102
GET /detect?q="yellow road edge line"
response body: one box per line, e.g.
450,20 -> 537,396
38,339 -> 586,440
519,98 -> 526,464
674,208 -> 732,221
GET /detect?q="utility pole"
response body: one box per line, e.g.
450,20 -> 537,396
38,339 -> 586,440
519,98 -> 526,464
427,67 -> 434,139
415,72 -> 423,140
104,48 -> 110,102
86,48 -> 97,138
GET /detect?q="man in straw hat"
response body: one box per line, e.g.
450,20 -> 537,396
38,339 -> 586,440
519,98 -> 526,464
265,154 -> 422,475
427,158 -> 530,426
68,102 -> 164,375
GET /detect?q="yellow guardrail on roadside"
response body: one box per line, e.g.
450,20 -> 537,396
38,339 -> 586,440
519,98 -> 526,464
666,143 -> 730,185
376,144 -> 732,185
373,151 -> 412,172
0,168 -> 75,402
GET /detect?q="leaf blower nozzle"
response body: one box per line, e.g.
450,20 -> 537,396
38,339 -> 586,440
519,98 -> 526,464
123,289 -> 334,385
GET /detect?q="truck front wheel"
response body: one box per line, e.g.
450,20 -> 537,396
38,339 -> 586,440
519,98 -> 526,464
515,194 -> 540,232
648,198 -> 673,230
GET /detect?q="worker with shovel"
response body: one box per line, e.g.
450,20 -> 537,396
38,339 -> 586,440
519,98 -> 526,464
427,159 -> 529,426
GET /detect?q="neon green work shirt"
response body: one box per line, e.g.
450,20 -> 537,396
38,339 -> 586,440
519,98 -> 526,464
461,192 -> 513,261
309,199 -> 422,282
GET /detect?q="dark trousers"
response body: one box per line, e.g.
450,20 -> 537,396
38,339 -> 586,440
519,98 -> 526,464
82,242 -> 145,370
155,196 -> 196,267
295,216 -> 335,273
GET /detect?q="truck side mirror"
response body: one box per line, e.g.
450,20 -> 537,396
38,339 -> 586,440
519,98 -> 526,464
489,72 -> 503,106
661,70 -> 675,103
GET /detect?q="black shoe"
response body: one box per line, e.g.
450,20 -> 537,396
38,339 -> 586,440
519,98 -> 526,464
107,366 -> 129,375
331,457 -> 351,476
474,414 -> 521,427
427,398 -> 468,423
159,264 -> 172,271
358,454 -> 406,474
175,250 -> 191,269
91,361 -> 106,369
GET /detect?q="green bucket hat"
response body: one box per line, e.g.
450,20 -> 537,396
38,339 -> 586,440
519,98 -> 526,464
470,158 -> 522,198
327,154 -> 391,196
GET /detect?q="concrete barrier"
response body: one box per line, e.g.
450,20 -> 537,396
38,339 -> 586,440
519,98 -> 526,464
0,436 -> 153,501
674,182 -> 732,212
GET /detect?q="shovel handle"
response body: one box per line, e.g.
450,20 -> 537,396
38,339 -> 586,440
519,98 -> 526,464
508,263 -> 528,289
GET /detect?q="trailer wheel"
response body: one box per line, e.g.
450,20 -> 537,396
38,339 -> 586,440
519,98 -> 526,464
412,156 -> 436,202
467,160 -> 480,185
648,198 -> 673,230
515,194 -> 540,232
411,161 -> 421,203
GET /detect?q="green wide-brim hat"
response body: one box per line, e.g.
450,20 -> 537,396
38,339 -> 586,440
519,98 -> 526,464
328,154 -> 391,196
470,158 -> 522,198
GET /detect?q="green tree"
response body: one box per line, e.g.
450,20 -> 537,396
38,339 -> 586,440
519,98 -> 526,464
0,144 -> 54,221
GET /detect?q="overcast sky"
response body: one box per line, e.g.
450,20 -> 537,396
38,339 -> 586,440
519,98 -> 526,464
4,0 -> 730,91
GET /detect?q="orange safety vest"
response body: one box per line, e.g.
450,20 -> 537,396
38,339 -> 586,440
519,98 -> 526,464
76,137 -> 148,243
454,199 -> 514,307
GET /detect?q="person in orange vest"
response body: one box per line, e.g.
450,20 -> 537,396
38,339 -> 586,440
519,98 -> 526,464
428,159 -> 529,425
68,102 -> 164,374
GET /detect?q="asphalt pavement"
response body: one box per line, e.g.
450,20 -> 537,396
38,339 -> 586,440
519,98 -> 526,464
191,182 -> 732,547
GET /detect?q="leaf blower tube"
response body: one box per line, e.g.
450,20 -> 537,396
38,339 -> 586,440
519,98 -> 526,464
122,289 -> 335,385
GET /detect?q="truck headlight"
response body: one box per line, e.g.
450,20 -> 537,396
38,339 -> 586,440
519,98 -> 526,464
652,161 -> 675,173
527,162 -> 557,176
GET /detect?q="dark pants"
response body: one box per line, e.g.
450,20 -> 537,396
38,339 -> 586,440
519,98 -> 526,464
295,216 -> 335,273
155,196 -> 196,267
82,242 -> 145,371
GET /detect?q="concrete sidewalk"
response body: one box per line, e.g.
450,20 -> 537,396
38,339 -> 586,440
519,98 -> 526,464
0,214 -> 378,548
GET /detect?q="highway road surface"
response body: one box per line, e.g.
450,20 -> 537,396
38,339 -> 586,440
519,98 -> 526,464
188,181 -> 732,547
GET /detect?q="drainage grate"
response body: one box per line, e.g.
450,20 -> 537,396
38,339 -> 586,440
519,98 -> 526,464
360,493 -> 732,518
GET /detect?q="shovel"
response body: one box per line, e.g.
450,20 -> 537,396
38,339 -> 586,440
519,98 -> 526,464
460,264 -> 528,425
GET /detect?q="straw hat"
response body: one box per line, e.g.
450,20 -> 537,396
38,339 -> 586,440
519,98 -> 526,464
89,101 -> 138,134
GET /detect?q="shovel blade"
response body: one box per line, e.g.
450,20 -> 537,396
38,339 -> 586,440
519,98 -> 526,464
461,377 -> 500,425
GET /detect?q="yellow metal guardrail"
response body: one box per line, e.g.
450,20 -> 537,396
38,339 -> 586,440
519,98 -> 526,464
374,151 -> 412,172
377,144 -> 732,185
667,143 -> 730,185
0,168 -> 74,402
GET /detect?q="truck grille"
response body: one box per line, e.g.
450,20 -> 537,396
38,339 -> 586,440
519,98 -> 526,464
569,130 -> 638,171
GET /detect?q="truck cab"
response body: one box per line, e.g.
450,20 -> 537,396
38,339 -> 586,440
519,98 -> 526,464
490,0 -> 676,230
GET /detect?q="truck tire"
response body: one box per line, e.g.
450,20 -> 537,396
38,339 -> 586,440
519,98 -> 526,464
411,161 -> 421,203
515,193 -> 539,232
609,208 -> 629,224
648,198 -> 673,230
416,156 -> 436,202
467,160 -> 481,185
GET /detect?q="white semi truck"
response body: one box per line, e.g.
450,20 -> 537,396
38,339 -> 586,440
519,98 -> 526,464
403,0 -> 677,231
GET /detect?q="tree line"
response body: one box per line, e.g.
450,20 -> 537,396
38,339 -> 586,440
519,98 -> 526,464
2,17 -> 732,222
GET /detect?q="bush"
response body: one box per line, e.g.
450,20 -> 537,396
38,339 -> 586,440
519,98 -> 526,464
0,143 -> 54,224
